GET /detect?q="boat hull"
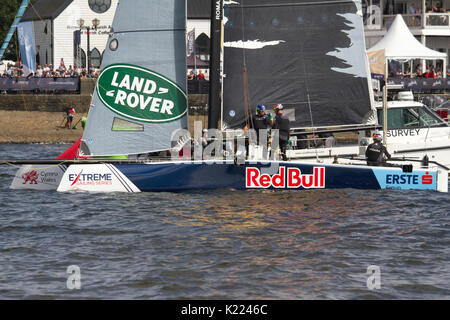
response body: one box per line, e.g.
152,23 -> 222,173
56,160 -> 447,193
10,164 -> 67,191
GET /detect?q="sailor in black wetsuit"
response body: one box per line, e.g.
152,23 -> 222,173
365,133 -> 391,166
243,104 -> 273,142
272,104 -> 290,161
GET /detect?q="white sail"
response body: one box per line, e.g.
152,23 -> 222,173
81,0 -> 188,156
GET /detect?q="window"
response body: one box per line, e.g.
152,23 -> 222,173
90,48 -> 101,68
112,117 -> 144,131
377,106 -> 448,129
195,33 -> 210,56
89,0 -> 112,14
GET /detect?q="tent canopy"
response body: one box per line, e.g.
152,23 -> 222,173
368,15 -> 446,60
187,53 -> 209,68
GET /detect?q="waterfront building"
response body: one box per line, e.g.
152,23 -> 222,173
20,0 -> 210,70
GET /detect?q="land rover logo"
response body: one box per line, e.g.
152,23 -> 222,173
96,64 -> 187,123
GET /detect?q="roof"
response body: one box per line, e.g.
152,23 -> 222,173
21,0 -> 73,22
368,15 -> 447,60
187,53 -> 209,67
375,101 -> 425,109
21,0 -> 210,22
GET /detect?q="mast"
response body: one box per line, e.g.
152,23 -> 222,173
208,0 -> 224,129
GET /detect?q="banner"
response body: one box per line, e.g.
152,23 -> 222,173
187,79 -> 209,94
387,78 -> 450,90
187,29 -> 195,55
367,49 -> 385,76
17,21 -> 36,75
0,77 -> 80,91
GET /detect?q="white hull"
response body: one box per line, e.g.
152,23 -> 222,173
10,165 -> 67,191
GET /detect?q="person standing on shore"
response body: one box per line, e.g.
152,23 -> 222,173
64,106 -> 75,129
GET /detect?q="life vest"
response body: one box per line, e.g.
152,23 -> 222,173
252,114 -> 271,131
366,142 -> 388,163
273,114 -> 290,141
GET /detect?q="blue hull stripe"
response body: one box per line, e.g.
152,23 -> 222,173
115,161 -> 388,192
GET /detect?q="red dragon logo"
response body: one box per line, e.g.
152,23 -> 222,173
22,170 -> 39,185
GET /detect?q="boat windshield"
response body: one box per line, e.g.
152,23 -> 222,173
377,106 -> 449,129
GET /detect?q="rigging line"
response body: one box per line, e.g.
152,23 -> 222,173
240,0 -> 252,129
307,93 -> 320,161
29,4 -> 72,62
113,28 -> 186,34
0,161 -> 70,170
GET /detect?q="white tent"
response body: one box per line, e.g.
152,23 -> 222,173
368,14 -> 446,77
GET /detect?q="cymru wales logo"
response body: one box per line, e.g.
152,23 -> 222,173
96,64 -> 187,123
22,170 -> 39,184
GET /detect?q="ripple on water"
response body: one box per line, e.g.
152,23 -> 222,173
0,144 -> 449,299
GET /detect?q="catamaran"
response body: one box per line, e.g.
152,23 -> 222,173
5,0 -> 449,193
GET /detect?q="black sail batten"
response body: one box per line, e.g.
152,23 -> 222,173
208,0 -> 224,129
222,0 -> 374,130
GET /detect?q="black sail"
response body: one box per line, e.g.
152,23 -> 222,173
222,0 -> 374,130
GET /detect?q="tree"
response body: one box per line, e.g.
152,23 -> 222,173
0,0 -> 36,61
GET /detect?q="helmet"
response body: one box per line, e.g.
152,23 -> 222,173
256,104 -> 265,111
373,133 -> 383,142
273,104 -> 284,111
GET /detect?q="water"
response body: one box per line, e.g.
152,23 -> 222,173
0,144 -> 449,299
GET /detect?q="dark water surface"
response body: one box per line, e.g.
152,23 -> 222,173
0,144 -> 449,299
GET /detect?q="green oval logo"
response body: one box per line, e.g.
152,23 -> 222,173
96,64 -> 187,123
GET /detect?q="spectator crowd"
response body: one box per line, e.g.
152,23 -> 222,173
1,58 -> 100,79
390,63 -> 450,79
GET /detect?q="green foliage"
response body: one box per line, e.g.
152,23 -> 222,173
0,0 -> 21,60
0,0 -> 36,61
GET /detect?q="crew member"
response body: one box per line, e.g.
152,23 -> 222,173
243,104 -> 273,143
272,104 -> 290,161
199,128 -> 209,148
365,133 -> 391,166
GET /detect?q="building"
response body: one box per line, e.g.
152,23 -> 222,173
364,0 -> 450,68
21,0 -> 211,70
21,0 -> 119,69
21,0 -> 448,75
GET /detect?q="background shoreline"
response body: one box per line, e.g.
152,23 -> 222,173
0,110 -> 87,144
0,110 -> 358,145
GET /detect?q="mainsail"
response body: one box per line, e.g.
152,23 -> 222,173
81,0 -> 188,156
221,0 -> 375,130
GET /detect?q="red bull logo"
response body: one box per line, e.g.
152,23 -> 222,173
246,166 -> 325,189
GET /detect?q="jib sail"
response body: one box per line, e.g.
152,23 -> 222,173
221,0 -> 375,130
81,0 -> 188,156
